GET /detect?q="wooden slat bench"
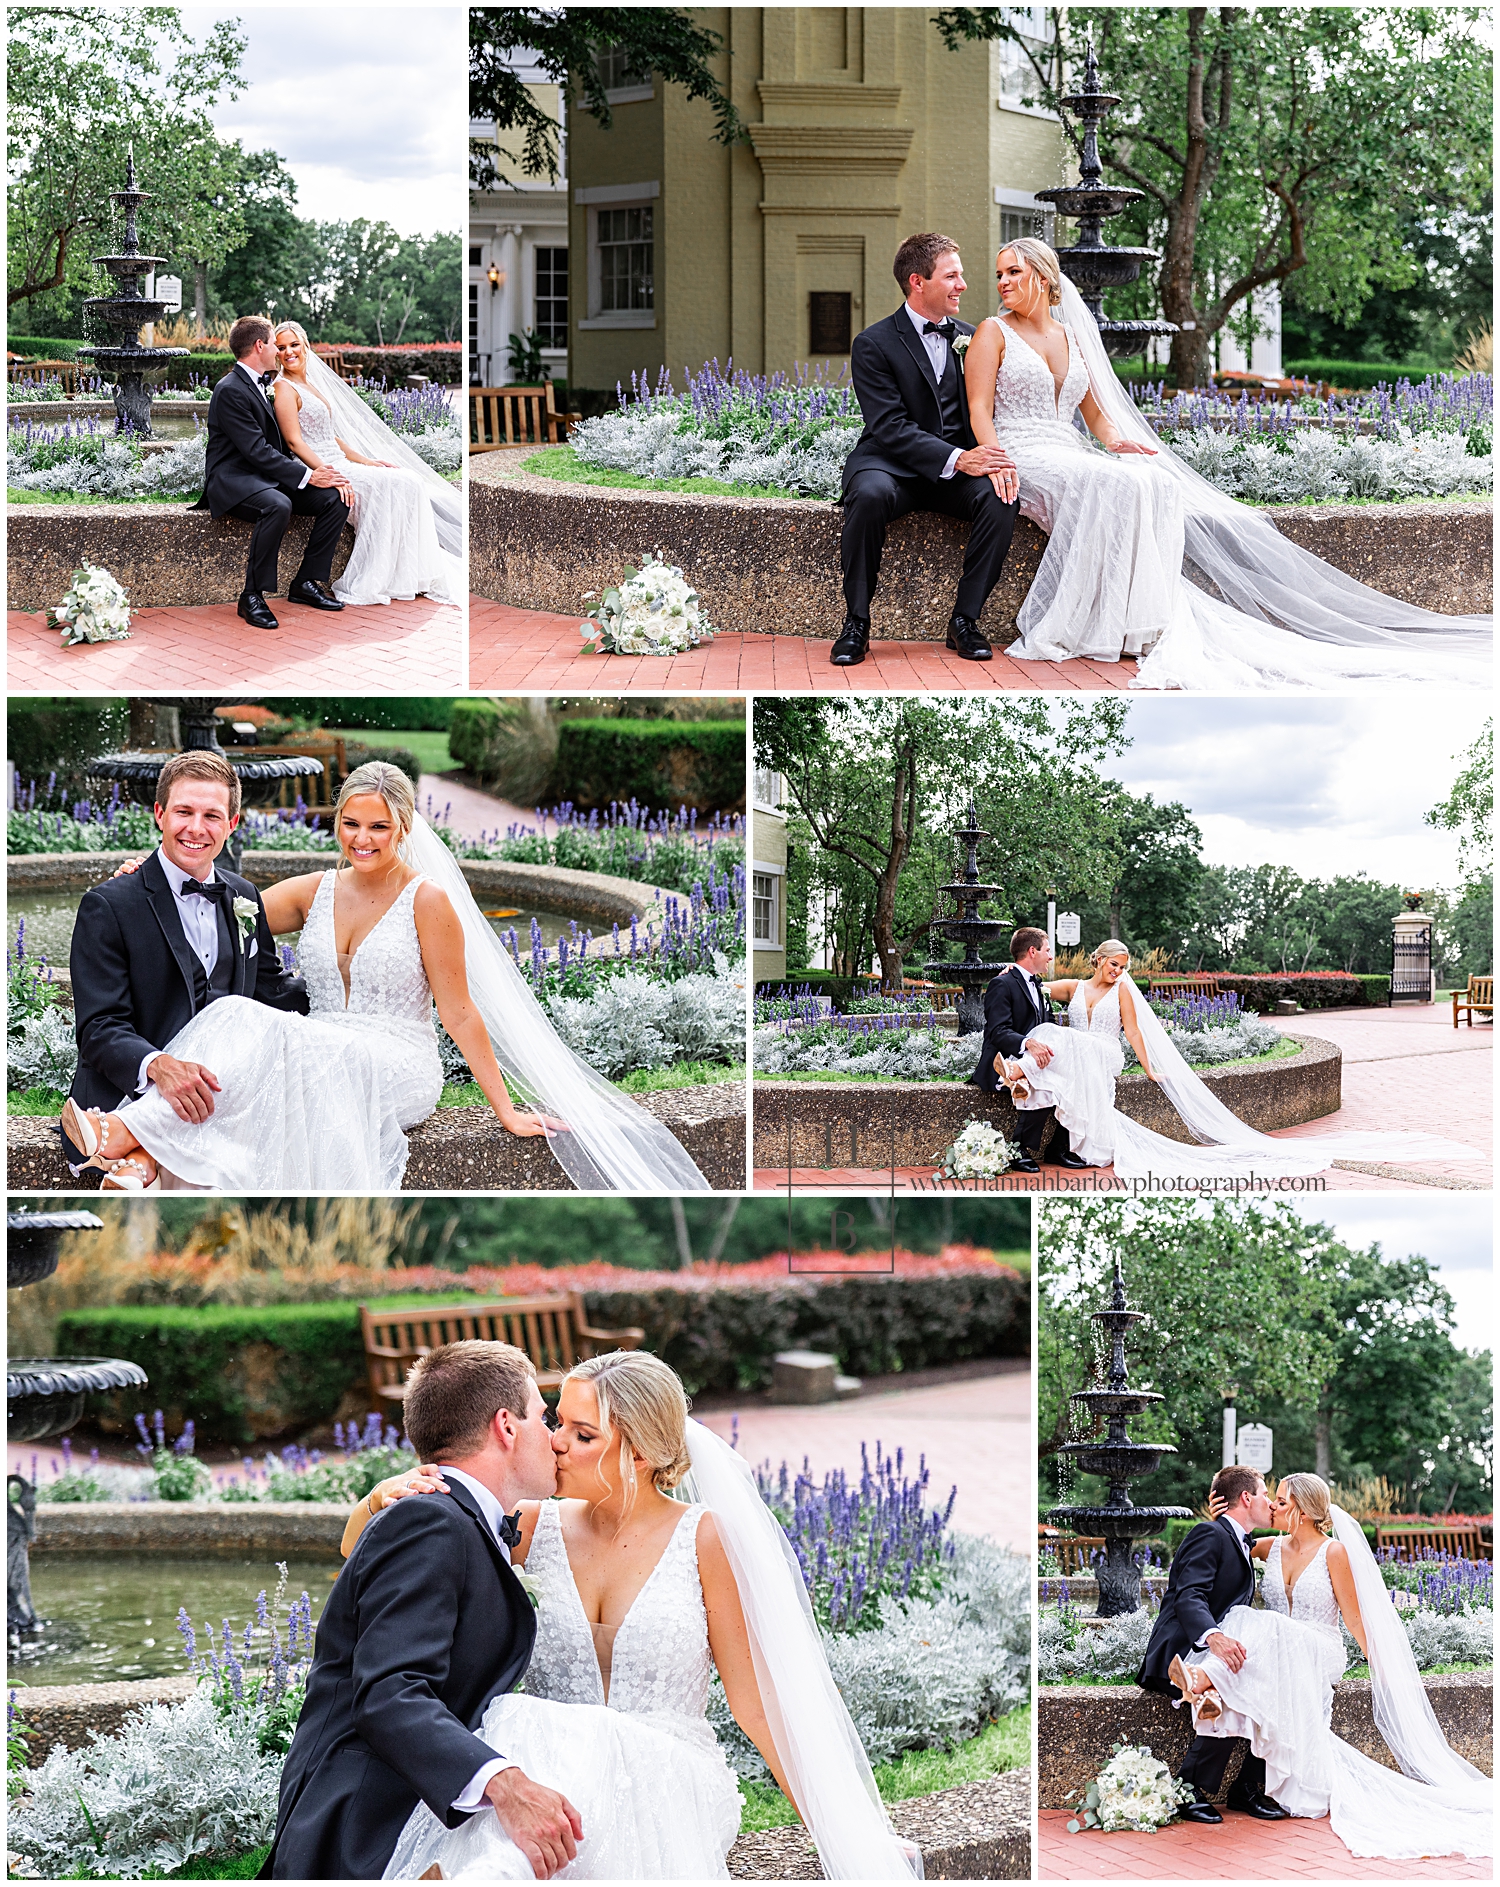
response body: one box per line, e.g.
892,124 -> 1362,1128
1452,975 -> 1492,1028
469,383 -> 571,453
1375,1522 -> 1489,1561
9,359 -> 80,394
360,1295 -> 645,1412
1143,974 -> 1221,998
1040,1531 -> 1107,1576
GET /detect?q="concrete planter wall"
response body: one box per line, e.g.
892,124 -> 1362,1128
752,1035 -> 1339,1169
31,1499 -> 349,1557
1038,1676 -> 1492,1806
470,462 -> 1492,638
8,1082 -> 746,1192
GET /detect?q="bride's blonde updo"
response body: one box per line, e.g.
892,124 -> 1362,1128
566,1349 -> 691,1512
1091,939 -> 1131,965
334,761 -> 417,864
1280,1471 -> 1334,1535
998,236 -> 1063,308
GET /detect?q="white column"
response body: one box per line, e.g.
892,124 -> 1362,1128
1222,1398 -> 1237,1468
498,225 -> 523,371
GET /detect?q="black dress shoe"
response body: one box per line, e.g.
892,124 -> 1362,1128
1008,1153 -> 1041,1174
830,615 -> 870,665
1178,1792 -> 1223,1824
1044,1151 -> 1091,1169
1225,1788 -> 1289,1820
236,591 -> 278,630
946,613 -> 993,660
288,577 -> 345,611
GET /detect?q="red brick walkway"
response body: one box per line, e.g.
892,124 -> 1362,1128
469,599 -> 1137,692
753,1004 -> 1491,1194
1038,1807 -> 1490,1879
7,599 -> 464,694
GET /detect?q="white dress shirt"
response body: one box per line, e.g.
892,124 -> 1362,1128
903,301 -> 962,481
238,358 -> 310,488
442,1467 -> 521,1810
136,847 -> 224,1094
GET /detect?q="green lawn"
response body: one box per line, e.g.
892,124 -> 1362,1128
738,1704 -> 1031,1832
439,1061 -> 744,1109
322,728 -> 458,776
7,489 -> 186,506
8,1086 -> 68,1115
522,445 -> 808,501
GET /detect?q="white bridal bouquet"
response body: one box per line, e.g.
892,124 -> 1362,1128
45,562 -> 132,644
934,1119 -> 1021,1180
1066,1738 -> 1196,1834
581,556 -> 716,656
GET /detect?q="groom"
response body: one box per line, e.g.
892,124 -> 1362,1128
61,751 -> 308,1179
264,1341 -> 581,1881
191,313 -> 350,631
969,927 -> 1086,1173
1137,1466 -> 1291,1823
835,233 -> 1021,667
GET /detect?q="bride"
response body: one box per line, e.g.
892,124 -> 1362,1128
345,1349 -> 921,1880
963,239 -> 1492,690
271,322 -> 463,608
1171,1473 -> 1491,1859
60,762 -> 710,1194
998,938 -> 1479,1182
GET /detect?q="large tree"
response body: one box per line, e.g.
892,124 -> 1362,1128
934,7 -> 1492,386
469,7 -> 742,189
8,6 -> 248,317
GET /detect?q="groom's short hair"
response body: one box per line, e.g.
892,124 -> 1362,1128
403,1340 -> 538,1461
229,314 -> 274,359
894,231 -> 959,294
1211,1465 -> 1264,1509
1011,927 -> 1048,960
155,750 -> 241,820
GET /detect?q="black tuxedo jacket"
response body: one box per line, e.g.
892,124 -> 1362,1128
970,964 -> 1052,1092
841,308 -> 978,493
193,365 -> 307,516
67,850 -> 308,1116
1137,1516 -> 1258,1694
265,1481 -> 539,1881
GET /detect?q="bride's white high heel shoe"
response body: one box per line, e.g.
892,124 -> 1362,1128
1169,1653 -> 1225,1724
61,1097 -> 120,1172
997,1058 -> 1032,1103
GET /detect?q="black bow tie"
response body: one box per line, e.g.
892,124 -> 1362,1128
257,370 -> 278,386
922,320 -> 954,338
498,1510 -> 522,1549
180,877 -> 228,902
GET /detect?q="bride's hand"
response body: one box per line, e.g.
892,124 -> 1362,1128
370,1464 -> 449,1512
1206,1491 -> 1228,1520
497,1104 -> 569,1138
1107,438 -> 1157,455
110,857 -> 147,877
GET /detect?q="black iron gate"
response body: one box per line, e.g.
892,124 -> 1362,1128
1391,924 -> 1433,1002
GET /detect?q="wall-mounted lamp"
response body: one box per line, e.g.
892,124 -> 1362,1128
487,264 -> 503,292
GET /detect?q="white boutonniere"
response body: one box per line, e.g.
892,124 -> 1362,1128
232,896 -> 258,953
514,1571 -> 544,1612
952,333 -> 971,361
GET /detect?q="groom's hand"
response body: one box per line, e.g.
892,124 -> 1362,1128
1206,1630 -> 1247,1673
956,443 -> 1014,479
307,465 -> 351,494
1025,1037 -> 1054,1070
146,1054 -> 222,1123
483,1767 -> 582,1879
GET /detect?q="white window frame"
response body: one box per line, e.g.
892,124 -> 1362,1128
995,12 -> 1060,121
595,45 -> 654,105
995,189 -> 1056,248
576,182 -> 659,330
752,767 -> 783,814
752,866 -> 783,947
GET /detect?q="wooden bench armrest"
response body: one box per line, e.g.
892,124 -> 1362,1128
576,1323 -> 646,1347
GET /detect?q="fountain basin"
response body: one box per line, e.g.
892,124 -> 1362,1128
1068,1389 -> 1163,1420
1048,1505 -> 1189,1539
8,1359 -> 150,1444
1059,1443 -> 1180,1482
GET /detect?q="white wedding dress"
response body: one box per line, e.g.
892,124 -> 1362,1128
384,1501 -> 745,1880
283,381 -> 463,606
114,871 -> 442,1190
1010,972 -> 1478,1181
1186,1537 -> 1491,1858
990,281 -> 1492,689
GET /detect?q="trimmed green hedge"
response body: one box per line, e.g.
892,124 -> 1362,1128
55,1269 -> 1027,1442
1216,972 -> 1386,1012
552,720 -> 746,813
757,972 -> 865,1010
332,345 -> 462,387
1281,359 -> 1450,391
8,338 -> 87,360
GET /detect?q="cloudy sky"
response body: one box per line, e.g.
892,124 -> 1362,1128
1279,1197 -> 1492,1356
1107,696 -> 1489,888
180,4 -> 464,233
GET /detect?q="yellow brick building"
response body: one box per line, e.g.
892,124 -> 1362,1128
565,7 -> 1068,395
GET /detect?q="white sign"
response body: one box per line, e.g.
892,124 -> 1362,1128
1236,1422 -> 1274,1471
1056,911 -> 1081,947
155,275 -> 183,313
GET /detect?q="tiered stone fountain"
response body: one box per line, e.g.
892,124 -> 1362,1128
7,1209 -> 147,1644
922,796 -> 1009,1034
1047,1255 -> 1190,1616
78,150 -> 187,436
1035,41 -> 1178,361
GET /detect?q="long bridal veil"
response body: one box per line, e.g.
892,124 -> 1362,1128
292,343 -> 463,559
403,815 -> 710,1191
1110,972 -> 1480,1180
1053,273 -> 1492,686
1327,1506 -> 1491,1856
680,1421 -> 921,1880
